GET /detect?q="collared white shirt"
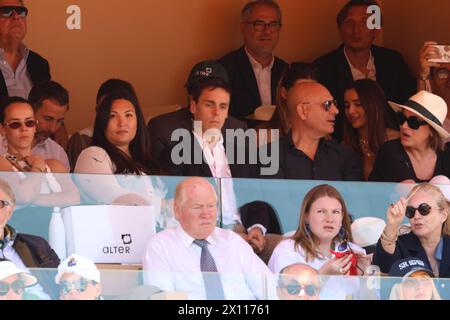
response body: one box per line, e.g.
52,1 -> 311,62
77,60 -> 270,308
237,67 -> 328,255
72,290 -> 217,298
268,239 -> 365,300
142,226 -> 276,300
0,44 -> 33,99
344,47 -> 376,81
245,47 -> 275,107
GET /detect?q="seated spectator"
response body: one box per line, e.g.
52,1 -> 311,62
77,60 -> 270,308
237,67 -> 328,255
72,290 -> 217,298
418,41 -> 450,142
143,177 -> 275,300
219,0 -> 288,123
147,60 -> 246,167
388,257 -> 441,300
0,97 -> 79,207
0,177 -> 60,299
0,259 -> 38,300
343,79 -> 399,179
314,0 -> 415,141
268,184 -> 371,299
374,183 -> 450,277
0,81 -> 70,170
74,90 -> 163,206
66,79 -> 137,171
277,263 -> 321,300
256,62 -> 317,145
55,254 -> 102,300
369,91 -> 450,182
259,81 -> 364,180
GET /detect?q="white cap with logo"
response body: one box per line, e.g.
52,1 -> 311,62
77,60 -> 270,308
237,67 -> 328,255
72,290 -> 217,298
54,253 -> 100,284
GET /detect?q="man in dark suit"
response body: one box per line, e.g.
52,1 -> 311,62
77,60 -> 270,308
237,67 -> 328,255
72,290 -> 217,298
314,0 -> 416,141
0,0 -> 50,98
219,0 -> 288,123
147,60 -> 247,167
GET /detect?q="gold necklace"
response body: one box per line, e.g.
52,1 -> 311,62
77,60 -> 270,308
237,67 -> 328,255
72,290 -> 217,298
359,138 -> 374,158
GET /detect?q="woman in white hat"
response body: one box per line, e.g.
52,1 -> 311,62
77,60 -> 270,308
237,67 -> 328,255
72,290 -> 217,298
369,90 -> 450,182
0,259 -> 38,300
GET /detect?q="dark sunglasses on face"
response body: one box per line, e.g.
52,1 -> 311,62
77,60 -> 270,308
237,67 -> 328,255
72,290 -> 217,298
405,203 -> 432,219
280,280 -> 319,297
302,99 -> 338,112
436,68 -> 450,80
396,111 -> 428,130
0,280 -> 25,296
0,6 -> 28,18
5,119 -> 38,129
60,278 -> 94,295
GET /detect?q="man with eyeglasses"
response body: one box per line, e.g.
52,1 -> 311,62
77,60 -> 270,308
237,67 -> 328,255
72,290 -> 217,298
219,0 -> 288,124
277,263 -> 321,300
314,0 -> 415,141
259,81 -> 364,181
0,0 -> 50,99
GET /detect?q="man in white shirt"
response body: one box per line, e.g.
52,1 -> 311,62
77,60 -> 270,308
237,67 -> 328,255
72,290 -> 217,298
142,177 -> 275,300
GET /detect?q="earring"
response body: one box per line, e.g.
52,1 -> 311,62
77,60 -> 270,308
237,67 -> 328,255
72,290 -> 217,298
305,222 -> 311,236
338,226 -> 347,240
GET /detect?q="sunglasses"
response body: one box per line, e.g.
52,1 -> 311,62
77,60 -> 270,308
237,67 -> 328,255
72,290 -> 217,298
396,111 -> 428,130
5,119 -> 38,129
0,6 -> 28,18
280,280 -> 319,297
302,99 -> 338,112
0,200 -> 10,208
435,69 -> 449,80
60,278 -> 94,295
405,203 -> 432,219
0,280 -> 25,296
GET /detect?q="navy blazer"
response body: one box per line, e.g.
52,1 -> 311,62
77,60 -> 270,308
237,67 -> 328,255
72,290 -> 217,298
219,46 -> 288,119
314,44 -> 416,140
373,232 -> 450,277
0,50 -> 51,97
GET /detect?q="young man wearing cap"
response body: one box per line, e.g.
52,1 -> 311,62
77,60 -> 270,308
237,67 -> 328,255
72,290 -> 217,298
0,259 -> 38,300
314,0 -> 415,141
219,0 -> 288,123
146,60 -> 247,167
55,253 -> 102,300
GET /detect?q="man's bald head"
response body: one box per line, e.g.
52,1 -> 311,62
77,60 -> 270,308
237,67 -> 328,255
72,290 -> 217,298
174,177 -> 218,210
277,263 -> 321,300
286,82 -> 332,119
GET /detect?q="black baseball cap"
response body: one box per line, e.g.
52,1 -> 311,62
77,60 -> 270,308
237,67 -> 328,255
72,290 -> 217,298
185,60 -> 229,88
388,258 -> 434,278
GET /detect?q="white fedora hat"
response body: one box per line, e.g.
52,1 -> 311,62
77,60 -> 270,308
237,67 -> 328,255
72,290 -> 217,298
351,217 -> 386,248
388,90 -> 450,139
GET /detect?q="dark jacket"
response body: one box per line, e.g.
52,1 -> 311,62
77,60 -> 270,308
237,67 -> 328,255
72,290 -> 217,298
0,50 -> 51,97
374,232 -> 450,277
147,107 -> 247,167
219,46 -> 288,119
314,44 -> 416,140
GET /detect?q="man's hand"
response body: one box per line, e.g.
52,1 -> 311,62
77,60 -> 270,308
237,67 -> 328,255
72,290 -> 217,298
247,227 -> 266,253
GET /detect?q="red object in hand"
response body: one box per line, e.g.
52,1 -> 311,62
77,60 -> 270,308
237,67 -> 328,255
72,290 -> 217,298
330,250 -> 358,275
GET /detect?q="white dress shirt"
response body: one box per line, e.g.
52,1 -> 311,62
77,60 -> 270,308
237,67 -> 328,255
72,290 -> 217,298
268,238 -> 365,300
245,47 -> 274,107
142,226 -> 276,300
344,47 -> 376,81
0,45 -> 34,99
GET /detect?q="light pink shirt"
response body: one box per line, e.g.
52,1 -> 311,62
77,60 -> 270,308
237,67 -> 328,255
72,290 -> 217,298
245,47 -> 275,107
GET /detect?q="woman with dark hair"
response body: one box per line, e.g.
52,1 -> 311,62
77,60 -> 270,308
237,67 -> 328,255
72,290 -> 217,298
268,184 -> 371,299
343,79 -> 399,179
74,90 -> 162,205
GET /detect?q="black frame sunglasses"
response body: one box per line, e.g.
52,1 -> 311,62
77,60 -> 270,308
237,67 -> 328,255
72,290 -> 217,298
5,119 -> 38,129
0,279 -> 25,296
280,280 -> 320,297
405,203 -> 432,219
396,111 -> 428,130
0,6 -> 28,18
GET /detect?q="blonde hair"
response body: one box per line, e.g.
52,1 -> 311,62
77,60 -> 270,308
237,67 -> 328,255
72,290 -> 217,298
389,281 -> 441,300
0,178 -> 15,207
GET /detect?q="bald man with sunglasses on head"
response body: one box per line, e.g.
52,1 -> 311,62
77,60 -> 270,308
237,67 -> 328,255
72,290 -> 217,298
0,0 -> 50,99
259,81 -> 364,181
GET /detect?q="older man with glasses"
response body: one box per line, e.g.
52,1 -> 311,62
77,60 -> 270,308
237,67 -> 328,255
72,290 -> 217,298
0,0 -> 50,99
219,0 -> 288,125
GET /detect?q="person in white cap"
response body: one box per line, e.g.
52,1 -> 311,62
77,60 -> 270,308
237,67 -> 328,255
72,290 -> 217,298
0,259 -> 37,300
369,90 -> 450,182
55,253 -> 102,300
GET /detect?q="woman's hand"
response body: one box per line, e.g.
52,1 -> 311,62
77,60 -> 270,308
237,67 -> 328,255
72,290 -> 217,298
419,41 -> 441,79
386,197 -> 407,229
24,155 -> 46,172
319,254 -> 353,275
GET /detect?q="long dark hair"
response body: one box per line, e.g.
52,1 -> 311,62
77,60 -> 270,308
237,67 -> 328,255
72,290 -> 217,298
92,91 -> 158,175
343,79 -> 392,156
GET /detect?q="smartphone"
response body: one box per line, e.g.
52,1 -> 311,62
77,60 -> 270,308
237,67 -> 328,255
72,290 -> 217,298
429,45 -> 450,63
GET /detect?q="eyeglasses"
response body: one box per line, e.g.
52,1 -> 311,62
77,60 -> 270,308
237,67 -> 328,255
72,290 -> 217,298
245,20 -> 281,32
395,112 -> 428,130
0,280 -> 25,296
436,68 -> 450,80
60,278 -> 94,295
0,6 -> 28,18
0,200 -> 10,208
5,119 -> 38,130
280,280 -> 319,297
405,203 -> 432,219
301,99 -> 338,112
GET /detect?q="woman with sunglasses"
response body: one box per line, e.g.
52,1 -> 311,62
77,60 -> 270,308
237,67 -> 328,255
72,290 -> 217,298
369,91 -> 450,182
374,183 -> 450,277
0,259 -> 39,300
0,97 -> 79,208
342,79 -> 399,180
268,184 -> 372,300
